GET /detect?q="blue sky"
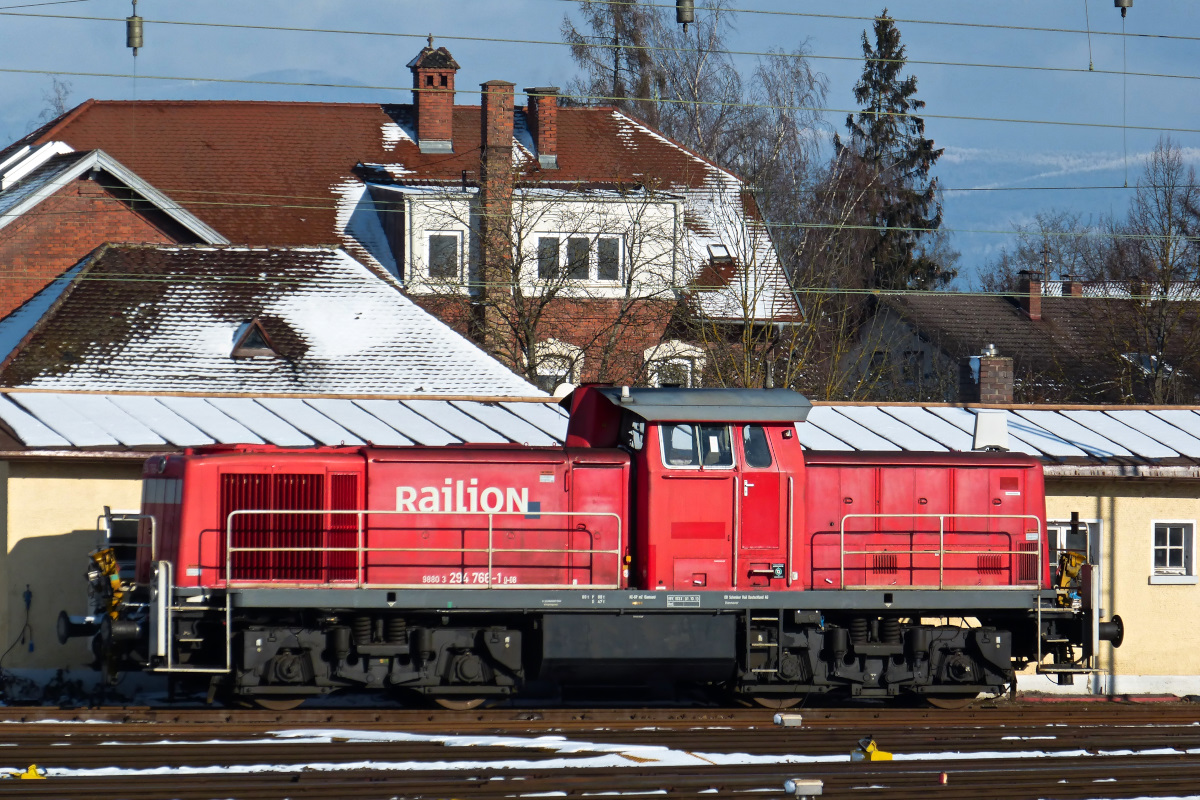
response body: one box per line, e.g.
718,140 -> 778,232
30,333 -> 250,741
1,0 -> 1197,285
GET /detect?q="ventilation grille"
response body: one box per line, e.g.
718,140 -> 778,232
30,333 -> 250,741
221,473 -> 327,581
328,473 -> 359,581
1018,542 -> 1039,582
976,554 -> 1002,575
872,554 -> 897,575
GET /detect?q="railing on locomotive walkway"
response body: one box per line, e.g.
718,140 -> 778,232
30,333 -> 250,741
222,508 -> 624,590
838,513 -> 1044,590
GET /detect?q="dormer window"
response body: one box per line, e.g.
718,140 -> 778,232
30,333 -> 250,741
231,319 -> 277,358
708,243 -> 732,264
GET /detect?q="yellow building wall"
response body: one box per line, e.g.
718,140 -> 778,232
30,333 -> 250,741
1,459 -> 143,670
1046,477 -> 1200,694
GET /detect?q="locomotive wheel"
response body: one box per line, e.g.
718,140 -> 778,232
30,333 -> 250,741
925,693 -> 978,710
251,695 -> 308,711
752,696 -> 802,710
433,697 -> 487,710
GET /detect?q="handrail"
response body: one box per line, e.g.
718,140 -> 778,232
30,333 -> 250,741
838,512 -> 1043,590
222,508 -> 623,590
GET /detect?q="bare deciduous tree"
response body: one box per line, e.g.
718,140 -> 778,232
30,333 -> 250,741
405,174 -> 683,390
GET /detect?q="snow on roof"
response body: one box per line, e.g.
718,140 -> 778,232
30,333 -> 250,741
0,244 -> 542,397
13,101 -> 793,323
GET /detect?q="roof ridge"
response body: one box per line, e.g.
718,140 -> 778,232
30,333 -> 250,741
30,99 -> 96,147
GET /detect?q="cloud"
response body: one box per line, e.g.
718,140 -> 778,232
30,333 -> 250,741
941,145 -> 1200,194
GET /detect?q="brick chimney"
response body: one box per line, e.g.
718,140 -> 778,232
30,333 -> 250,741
1018,270 -> 1042,321
408,39 -> 460,154
476,80 -> 517,359
959,344 -> 1014,404
1061,275 -> 1083,297
524,87 -> 559,170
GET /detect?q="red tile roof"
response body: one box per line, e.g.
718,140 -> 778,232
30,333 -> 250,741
6,100 -> 744,247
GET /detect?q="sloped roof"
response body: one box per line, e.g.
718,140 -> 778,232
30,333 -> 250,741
0,390 -> 565,451
0,143 -> 226,242
1,100 -> 795,321
0,244 -> 541,396
800,403 -> 1200,475
882,293 -> 1200,402
2,386 -> 1199,479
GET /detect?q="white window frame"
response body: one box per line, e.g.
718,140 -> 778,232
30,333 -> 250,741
1150,519 -> 1197,585
533,233 -> 624,284
1046,518 -> 1101,564
426,230 -> 465,281
644,340 -> 706,388
531,338 -> 583,394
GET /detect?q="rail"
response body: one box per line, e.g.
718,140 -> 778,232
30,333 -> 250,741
223,508 -> 623,590
838,513 -> 1044,590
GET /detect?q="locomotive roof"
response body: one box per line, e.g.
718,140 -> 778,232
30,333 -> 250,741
586,387 -> 812,423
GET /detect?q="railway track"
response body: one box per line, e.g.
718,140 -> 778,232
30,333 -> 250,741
1,701 -> 1198,799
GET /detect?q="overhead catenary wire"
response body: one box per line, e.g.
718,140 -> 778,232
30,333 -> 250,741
2,65 -> 1200,137
2,198 -> 1198,243
1,10 -> 1199,84
547,0 -> 1200,44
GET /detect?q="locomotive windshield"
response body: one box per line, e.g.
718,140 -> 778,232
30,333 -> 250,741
660,423 -> 734,468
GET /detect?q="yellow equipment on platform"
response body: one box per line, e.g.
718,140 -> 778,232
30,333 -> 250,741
2,764 -> 46,779
851,737 -> 892,762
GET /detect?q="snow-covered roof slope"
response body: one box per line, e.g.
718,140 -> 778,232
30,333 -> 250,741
0,244 -> 542,396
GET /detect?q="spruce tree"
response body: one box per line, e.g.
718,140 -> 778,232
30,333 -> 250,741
835,9 -> 950,290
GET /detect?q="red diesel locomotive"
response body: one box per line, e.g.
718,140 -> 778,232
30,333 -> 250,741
61,387 -> 1122,709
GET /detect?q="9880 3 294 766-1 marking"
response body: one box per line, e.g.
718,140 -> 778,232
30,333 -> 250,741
420,572 -> 519,585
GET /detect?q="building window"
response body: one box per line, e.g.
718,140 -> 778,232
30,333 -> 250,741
428,232 -> 462,280
535,235 -> 622,282
645,340 -> 706,388
1046,519 -> 1100,567
532,338 -> 582,394
1151,521 -> 1196,584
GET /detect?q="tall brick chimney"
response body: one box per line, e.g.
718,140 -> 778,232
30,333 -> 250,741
477,80 -> 517,359
1062,274 -> 1083,297
524,87 -> 559,170
1018,270 -> 1042,321
959,344 -> 1014,404
407,39 -> 460,154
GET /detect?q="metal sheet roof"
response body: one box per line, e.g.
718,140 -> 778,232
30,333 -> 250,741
6,391 -> 1200,478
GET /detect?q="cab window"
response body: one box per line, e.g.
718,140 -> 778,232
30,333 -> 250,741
660,423 -> 734,469
742,424 -> 773,468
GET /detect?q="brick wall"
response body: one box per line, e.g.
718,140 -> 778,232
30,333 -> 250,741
412,295 -> 674,385
0,176 -> 191,317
